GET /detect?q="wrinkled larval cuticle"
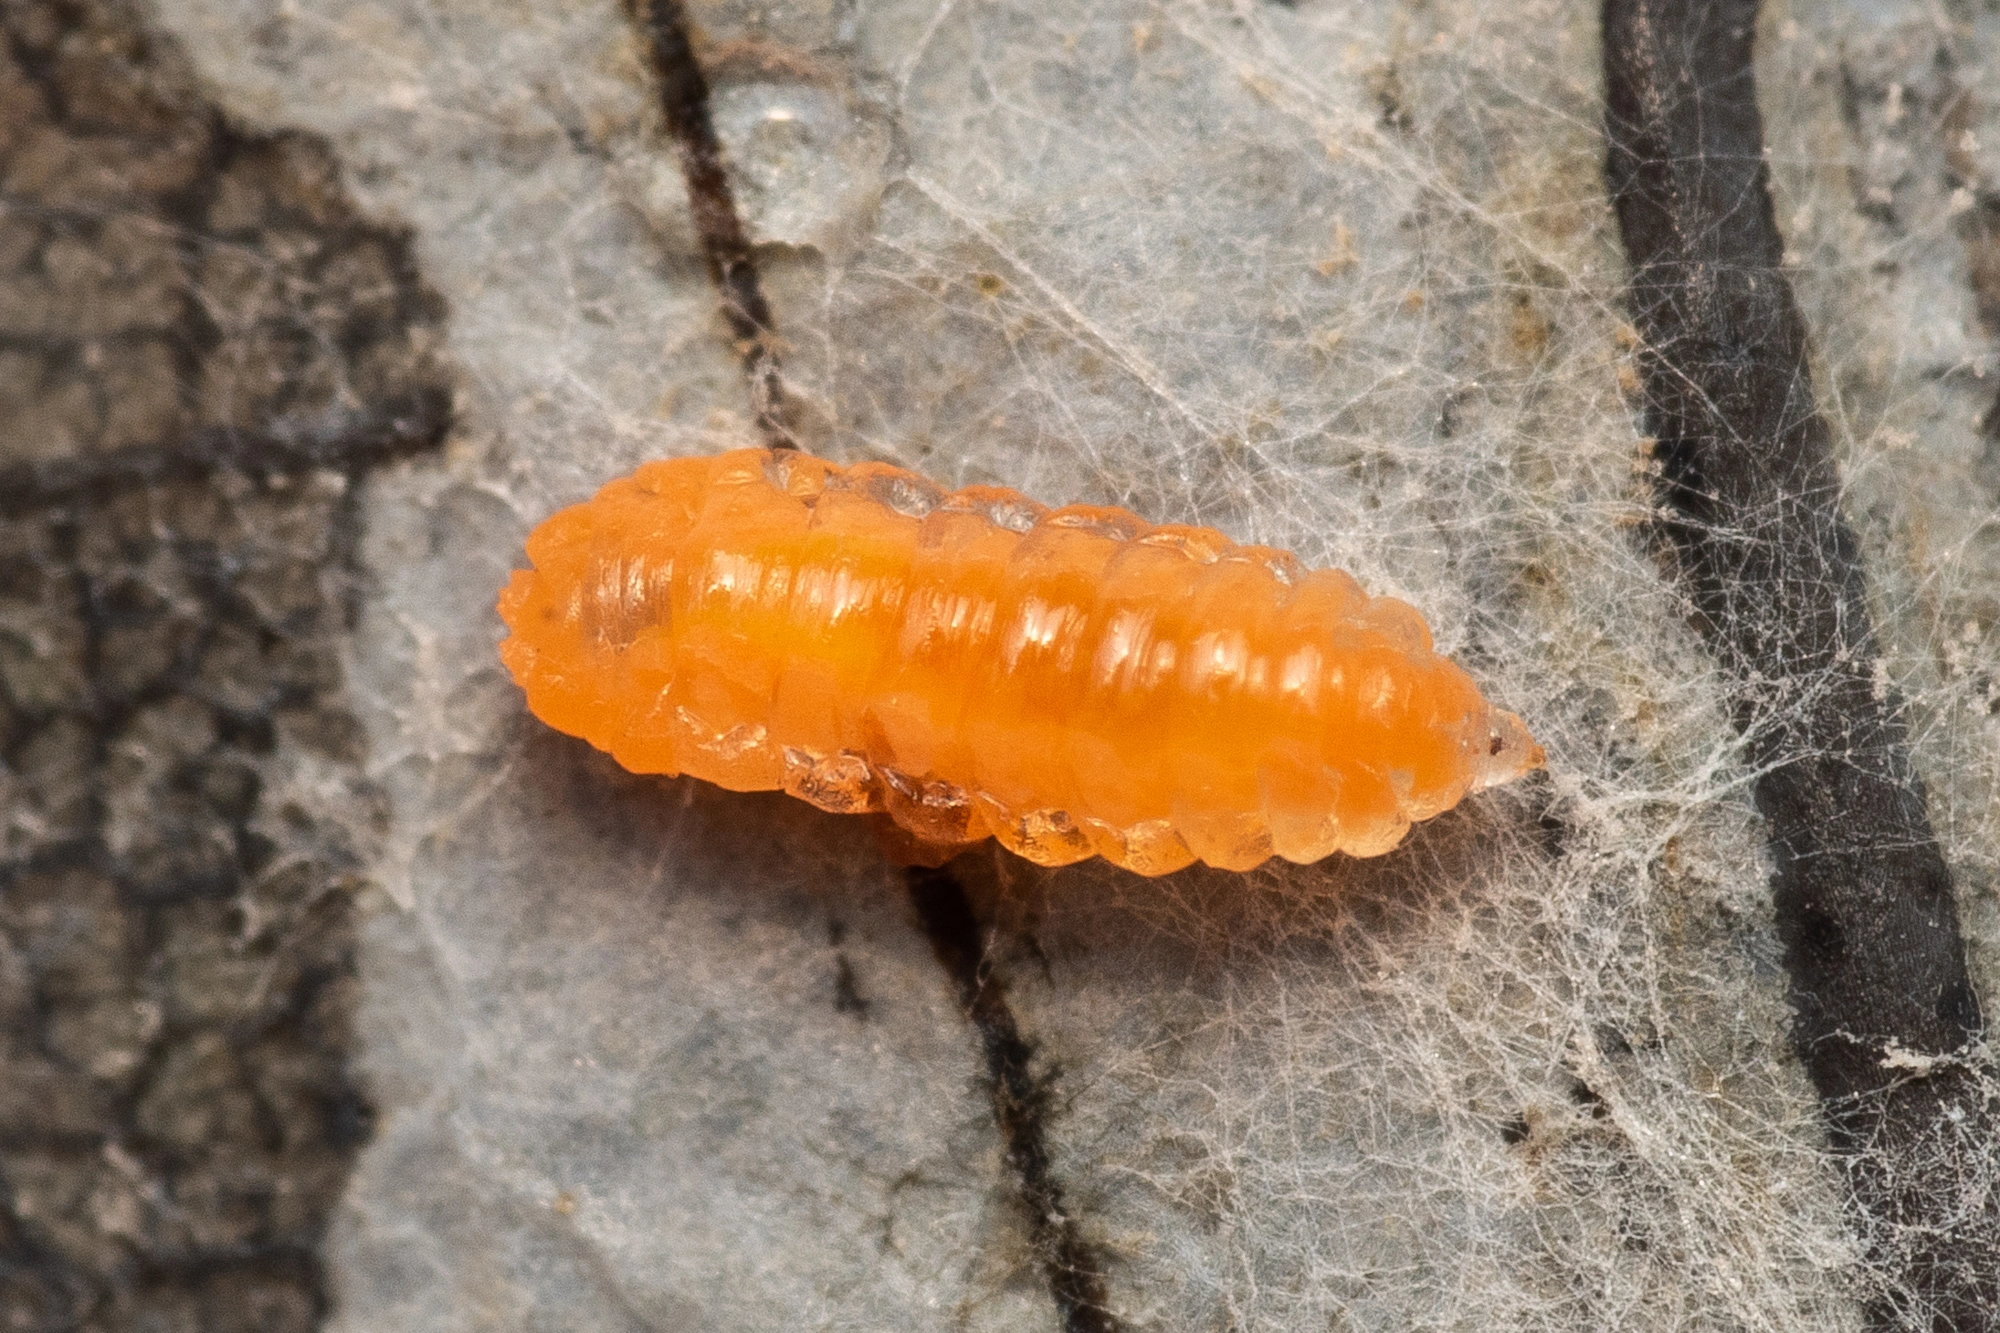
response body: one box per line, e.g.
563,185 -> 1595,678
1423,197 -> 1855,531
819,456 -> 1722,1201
497,447 -> 1544,875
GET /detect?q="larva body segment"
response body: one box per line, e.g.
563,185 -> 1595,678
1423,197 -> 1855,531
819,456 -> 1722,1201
498,448 -> 1542,875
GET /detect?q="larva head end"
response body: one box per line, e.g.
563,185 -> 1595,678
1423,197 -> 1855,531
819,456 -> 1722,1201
1472,708 -> 1544,791
496,566 -> 537,633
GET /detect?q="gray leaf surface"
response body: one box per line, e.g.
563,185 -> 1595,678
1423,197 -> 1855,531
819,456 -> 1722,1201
145,0 -> 2000,1328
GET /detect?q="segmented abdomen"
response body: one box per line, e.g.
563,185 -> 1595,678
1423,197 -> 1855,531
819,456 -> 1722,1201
497,448 -> 1540,875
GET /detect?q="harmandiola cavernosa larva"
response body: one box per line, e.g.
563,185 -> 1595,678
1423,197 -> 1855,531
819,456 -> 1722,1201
498,447 -> 1542,875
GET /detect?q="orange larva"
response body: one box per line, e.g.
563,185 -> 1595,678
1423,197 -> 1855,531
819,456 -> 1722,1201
497,447 -> 1542,876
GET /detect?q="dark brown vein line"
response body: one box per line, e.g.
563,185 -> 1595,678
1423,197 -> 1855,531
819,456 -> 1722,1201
634,0 -> 794,449
1601,1 -> 2000,1325
906,865 -> 1123,1333
624,9 -> 1116,1321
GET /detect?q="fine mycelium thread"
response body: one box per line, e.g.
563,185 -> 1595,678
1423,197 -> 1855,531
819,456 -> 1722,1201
497,447 -> 1541,874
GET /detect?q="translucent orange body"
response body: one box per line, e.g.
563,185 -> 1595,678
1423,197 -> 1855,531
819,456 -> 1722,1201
497,448 -> 1541,875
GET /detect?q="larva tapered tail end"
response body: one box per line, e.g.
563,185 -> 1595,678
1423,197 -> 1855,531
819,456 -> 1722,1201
1471,707 -> 1544,792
